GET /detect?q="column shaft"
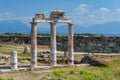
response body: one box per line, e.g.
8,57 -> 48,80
31,18 -> 37,68
11,51 -> 18,70
68,23 -> 74,65
50,22 -> 57,66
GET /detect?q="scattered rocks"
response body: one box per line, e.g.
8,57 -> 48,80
80,54 -> 107,66
0,62 -> 6,65
0,56 -> 6,65
39,51 -> 50,58
0,44 -> 2,47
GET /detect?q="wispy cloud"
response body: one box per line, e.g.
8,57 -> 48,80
75,4 -> 88,13
99,8 -> 110,13
116,8 -> 120,13
70,4 -> 120,26
17,16 -> 33,26
0,12 -> 15,20
0,12 -> 33,26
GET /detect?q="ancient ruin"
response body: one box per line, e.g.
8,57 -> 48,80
30,10 -> 74,68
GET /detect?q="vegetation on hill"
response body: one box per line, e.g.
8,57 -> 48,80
0,32 -> 29,36
0,32 -> 105,37
74,33 -> 104,37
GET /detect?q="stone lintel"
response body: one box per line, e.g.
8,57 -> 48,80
35,18 -> 72,23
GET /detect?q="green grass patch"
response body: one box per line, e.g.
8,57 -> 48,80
69,69 -> 75,74
0,76 -> 14,80
112,60 -> 120,64
7,77 -> 14,80
52,70 -> 62,77
0,77 -> 4,80
0,44 -> 30,57
18,53 -> 30,57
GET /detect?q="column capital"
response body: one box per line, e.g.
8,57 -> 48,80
30,22 -> 37,25
68,23 -> 73,25
49,22 -> 56,25
30,18 -> 37,25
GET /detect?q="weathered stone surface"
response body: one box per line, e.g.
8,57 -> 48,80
23,46 -> 30,54
50,10 -> 65,19
80,55 -> 107,66
30,19 -> 37,68
0,56 -> 6,65
0,44 -> 2,47
10,51 -> 18,69
35,14 -> 45,19
1,36 -> 120,53
50,22 -> 57,66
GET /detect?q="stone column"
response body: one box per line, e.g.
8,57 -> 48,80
50,22 -> 57,66
10,51 -> 18,70
68,23 -> 74,65
30,18 -> 37,68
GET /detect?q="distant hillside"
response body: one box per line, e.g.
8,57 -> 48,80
0,20 -> 30,34
56,21 -> 120,36
74,21 -> 120,34
0,20 -> 120,36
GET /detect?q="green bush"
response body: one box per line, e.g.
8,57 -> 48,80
69,69 -> 75,74
52,70 -> 62,77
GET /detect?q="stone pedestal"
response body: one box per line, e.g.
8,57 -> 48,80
10,51 -> 18,70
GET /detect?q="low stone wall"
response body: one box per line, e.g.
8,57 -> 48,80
0,35 -> 120,53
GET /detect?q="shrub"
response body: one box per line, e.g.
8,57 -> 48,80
52,70 -> 62,77
69,69 -> 75,75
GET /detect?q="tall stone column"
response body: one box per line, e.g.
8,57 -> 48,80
50,22 -> 57,66
30,18 -> 37,68
10,51 -> 18,70
68,23 -> 74,65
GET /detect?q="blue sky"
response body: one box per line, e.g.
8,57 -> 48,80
0,0 -> 120,27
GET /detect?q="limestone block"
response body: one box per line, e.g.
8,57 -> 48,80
23,46 -> 30,54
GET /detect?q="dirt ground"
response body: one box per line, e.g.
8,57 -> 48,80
0,44 -> 120,80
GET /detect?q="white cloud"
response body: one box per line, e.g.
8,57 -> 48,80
4,12 -> 14,16
70,4 -> 120,26
0,12 -> 16,21
0,12 -> 33,26
116,8 -> 120,13
20,16 -> 33,26
79,4 -> 88,7
75,4 -> 88,13
99,8 -> 110,13
88,15 -> 96,18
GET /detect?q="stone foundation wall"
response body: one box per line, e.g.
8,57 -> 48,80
0,35 -> 120,53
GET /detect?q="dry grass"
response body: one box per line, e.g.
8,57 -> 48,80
0,44 -> 120,80
1,60 -> 120,80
